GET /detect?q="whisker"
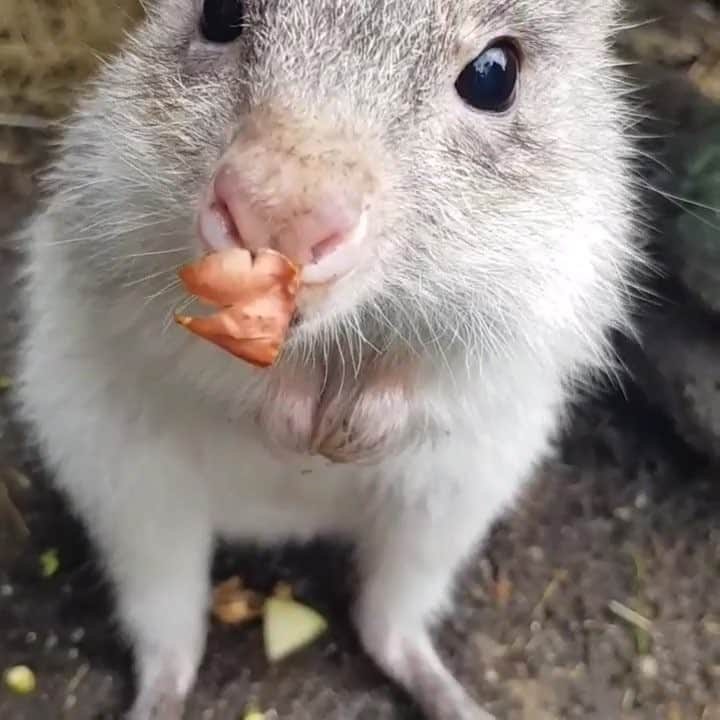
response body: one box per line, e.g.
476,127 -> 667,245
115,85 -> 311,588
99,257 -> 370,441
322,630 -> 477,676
123,264 -> 184,289
648,184 -> 720,218
162,296 -> 196,334
125,247 -> 190,259
143,278 -> 182,304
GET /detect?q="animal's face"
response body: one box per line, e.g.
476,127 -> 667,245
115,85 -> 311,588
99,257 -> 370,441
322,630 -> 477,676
58,0 -> 635,364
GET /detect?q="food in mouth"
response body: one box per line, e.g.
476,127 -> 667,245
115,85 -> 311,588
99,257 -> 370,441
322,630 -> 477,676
175,248 -> 301,368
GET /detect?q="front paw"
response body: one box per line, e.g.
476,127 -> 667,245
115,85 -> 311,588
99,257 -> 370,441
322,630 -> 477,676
311,364 -> 420,463
126,644 -> 200,720
128,673 -> 186,720
128,692 -> 184,720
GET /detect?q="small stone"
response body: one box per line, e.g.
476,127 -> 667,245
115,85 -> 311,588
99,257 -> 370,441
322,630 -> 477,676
528,546 -> 544,562
70,628 -> 85,643
694,1 -> 717,23
636,655 -> 659,680
0,584 -> 13,597
8,470 -> 32,492
613,506 -> 633,521
622,688 -> 636,711
68,648 -> 79,660
484,669 -> 500,685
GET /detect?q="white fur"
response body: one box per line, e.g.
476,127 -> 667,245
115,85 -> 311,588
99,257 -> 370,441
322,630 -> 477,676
14,1 -> 643,718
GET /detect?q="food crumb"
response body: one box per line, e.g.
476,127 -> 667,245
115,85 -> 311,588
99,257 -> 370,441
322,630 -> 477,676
211,576 -> 264,626
4,665 -> 36,695
39,549 -> 60,578
636,655 -> 659,680
263,595 -> 329,663
242,707 -> 265,720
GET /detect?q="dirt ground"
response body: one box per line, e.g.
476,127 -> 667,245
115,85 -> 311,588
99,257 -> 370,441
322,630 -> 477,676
2,2 -> 720,720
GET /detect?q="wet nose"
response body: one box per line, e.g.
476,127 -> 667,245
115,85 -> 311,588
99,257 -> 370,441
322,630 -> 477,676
198,161 -> 369,285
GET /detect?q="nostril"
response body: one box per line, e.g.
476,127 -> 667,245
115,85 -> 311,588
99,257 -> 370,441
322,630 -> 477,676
297,199 -> 365,263
201,155 -> 370,276
204,163 -> 271,253
301,211 -> 370,285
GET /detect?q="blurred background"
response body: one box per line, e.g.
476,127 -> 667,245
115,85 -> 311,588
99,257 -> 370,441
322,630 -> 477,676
0,1 -> 719,719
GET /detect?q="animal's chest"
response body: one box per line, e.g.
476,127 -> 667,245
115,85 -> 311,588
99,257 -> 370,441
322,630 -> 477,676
202,422 -> 380,542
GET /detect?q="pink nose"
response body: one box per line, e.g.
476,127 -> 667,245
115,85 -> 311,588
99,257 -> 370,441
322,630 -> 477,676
198,162 -> 368,284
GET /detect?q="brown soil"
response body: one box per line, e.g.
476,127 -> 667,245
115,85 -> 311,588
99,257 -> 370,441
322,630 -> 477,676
2,2 -> 720,719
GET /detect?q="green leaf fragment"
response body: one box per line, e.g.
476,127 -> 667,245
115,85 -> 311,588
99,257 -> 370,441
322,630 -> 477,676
39,549 -> 60,578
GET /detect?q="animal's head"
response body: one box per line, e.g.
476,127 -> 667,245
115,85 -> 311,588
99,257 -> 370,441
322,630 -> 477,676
53,0 -> 640,370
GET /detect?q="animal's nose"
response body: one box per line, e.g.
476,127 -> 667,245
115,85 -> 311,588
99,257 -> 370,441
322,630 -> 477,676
198,158 -> 369,285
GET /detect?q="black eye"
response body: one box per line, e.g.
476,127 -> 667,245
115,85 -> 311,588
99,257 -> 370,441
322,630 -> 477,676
200,0 -> 245,43
455,41 -> 519,112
